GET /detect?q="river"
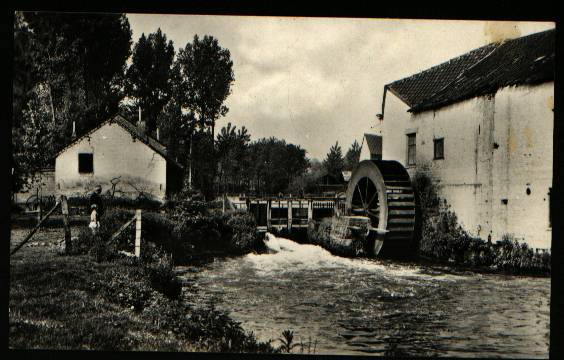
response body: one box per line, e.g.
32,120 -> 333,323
178,234 -> 550,357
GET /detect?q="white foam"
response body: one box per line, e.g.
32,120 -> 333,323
246,234 -> 470,284
247,233 -> 442,279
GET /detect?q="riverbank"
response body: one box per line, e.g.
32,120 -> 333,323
9,227 -> 276,352
307,217 -> 551,277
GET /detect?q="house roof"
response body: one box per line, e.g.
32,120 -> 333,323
386,29 -> 554,113
55,114 -> 184,170
363,133 -> 382,155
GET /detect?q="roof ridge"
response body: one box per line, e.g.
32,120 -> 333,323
388,29 -> 554,89
410,42 -> 502,111
386,42 -> 497,88
387,28 -> 554,113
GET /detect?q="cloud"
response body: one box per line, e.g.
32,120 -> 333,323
127,14 -> 554,159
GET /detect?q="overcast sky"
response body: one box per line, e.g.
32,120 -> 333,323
127,14 -> 554,160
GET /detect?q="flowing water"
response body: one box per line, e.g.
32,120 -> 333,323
179,234 -> 550,357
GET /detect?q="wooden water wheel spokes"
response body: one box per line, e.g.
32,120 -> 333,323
350,176 -> 380,228
345,160 -> 417,257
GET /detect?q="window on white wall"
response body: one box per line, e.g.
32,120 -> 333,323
78,153 -> 94,174
407,133 -> 416,166
434,138 -> 444,160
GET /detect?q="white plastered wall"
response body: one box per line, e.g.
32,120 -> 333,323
55,122 -> 167,201
379,82 -> 553,249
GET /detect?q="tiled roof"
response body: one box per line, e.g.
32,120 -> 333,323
364,133 -> 382,155
386,29 -> 554,113
55,114 -> 184,170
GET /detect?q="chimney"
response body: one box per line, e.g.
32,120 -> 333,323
71,121 -> 76,139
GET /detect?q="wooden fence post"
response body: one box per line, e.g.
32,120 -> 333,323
266,200 -> 271,230
287,200 -> 292,233
61,195 -> 71,252
308,200 -> 313,223
36,187 -> 41,224
135,209 -> 142,258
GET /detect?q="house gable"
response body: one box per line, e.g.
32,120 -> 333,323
55,120 -> 169,200
54,114 -> 183,170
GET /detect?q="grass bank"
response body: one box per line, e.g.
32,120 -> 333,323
9,227 -> 276,352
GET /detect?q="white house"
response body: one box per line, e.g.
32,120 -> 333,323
374,29 -> 554,250
55,114 -> 184,202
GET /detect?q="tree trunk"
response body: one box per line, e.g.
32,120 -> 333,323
188,132 -> 193,192
47,83 -> 56,124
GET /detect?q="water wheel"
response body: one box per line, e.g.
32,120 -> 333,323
345,160 -> 417,257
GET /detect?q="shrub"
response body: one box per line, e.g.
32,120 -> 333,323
307,218 -> 332,246
67,195 -> 162,212
145,210 -> 263,263
413,169 -> 550,275
412,166 -> 440,220
492,236 -> 550,275
144,254 -> 182,300
140,297 -> 277,353
97,261 -> 153,311
225,213 -> 262,254
68,208 -> 135,259
73,204 -> 269,265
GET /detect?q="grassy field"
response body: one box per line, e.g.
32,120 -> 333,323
9,227 -> 275,352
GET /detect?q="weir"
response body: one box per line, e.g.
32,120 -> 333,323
237,160 -> 418,258
242,196 -> 345,233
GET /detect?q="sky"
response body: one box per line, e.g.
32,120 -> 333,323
126,14 -> 554,160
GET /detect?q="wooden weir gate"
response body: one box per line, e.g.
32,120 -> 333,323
243,197 -> 346,233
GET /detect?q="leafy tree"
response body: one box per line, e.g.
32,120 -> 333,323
12,12 -> 132,192
13,12 -> 38,130
175,34 -> 234,141
12,85 -> 61,192
175,34 -> 234,196
323,142 -> 345,178
125,29 -> 175,133
246,137 -> 309,195
190,130 -> 215,199
216,123 -> 251,193
344,139 -> 361,171
289,158 -> 323,195
22,12 -> 132,132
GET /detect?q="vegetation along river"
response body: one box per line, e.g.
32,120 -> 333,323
178,234 -> 550,357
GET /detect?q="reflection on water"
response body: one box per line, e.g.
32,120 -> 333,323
179,234 -> 550,357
